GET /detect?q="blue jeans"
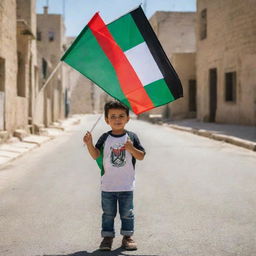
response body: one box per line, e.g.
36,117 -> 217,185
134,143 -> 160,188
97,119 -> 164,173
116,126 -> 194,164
101,191 -> 134,237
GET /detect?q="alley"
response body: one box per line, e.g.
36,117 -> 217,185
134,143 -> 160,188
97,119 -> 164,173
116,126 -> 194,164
0,115 -> 256,256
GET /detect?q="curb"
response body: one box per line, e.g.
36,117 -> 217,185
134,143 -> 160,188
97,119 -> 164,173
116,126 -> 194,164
0,116 -> 81,169
0,142 -> 39,168
22,135 -> 53,146
166,124 -> 256,152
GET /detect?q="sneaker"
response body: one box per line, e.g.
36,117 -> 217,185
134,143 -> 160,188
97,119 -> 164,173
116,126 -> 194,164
122,236 -> 137,250
99,237 -> 113,251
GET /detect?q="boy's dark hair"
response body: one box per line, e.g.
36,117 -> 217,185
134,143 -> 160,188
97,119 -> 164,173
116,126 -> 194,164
104,100 -> 129,117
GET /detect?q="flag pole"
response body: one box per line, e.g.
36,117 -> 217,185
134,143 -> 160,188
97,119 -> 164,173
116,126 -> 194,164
39,62 -> 62,93
90,114 -> 102,133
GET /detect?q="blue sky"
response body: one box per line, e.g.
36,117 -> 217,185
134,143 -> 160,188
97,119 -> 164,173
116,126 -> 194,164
36,0 -> 196,36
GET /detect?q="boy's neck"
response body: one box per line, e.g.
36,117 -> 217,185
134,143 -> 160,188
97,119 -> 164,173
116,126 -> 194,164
111,129 -> 126,135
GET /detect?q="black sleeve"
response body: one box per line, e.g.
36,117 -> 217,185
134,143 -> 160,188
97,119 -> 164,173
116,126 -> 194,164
95,133 -> 108,150
130,132 -> 146,154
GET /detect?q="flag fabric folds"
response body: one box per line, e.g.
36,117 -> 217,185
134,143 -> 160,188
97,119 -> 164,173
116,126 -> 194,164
61,6 -> 183,114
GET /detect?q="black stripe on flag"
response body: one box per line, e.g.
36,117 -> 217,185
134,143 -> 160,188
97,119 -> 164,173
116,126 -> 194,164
131,7 -> 183,99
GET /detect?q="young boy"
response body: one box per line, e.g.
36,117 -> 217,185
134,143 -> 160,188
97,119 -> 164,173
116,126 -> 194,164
83,100 -> 145,251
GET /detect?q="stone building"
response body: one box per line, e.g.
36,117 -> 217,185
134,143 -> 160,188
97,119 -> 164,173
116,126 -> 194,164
64,37 -> 95,115
69,70 -> 109,115
66,36 -> 108,115
196,0 -> 256,125
69,75 -> 94,115
0,0 -> 37,141
147,11 -> 196,120
16,0 -> 38,133
171,53 -> 196,119
36,6 -> 66,127
0,0 -> 17,139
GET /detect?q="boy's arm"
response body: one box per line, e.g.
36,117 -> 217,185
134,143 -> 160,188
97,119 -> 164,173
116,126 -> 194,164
124,138 -> 145,160
83,131 -> 100,160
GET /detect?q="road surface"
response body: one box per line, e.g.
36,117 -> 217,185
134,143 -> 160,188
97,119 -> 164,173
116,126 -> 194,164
0,114 -> 255,256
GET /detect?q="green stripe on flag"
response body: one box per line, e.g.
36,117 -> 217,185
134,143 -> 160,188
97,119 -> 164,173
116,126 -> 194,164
62,28 -> 131,109
107,13 -> 144,52
144,79 -> 175,107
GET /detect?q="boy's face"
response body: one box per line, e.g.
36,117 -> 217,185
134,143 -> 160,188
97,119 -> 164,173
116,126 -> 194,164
105,108 -> 129,132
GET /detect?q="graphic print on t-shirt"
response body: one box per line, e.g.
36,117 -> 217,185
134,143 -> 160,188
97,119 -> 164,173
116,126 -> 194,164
110,143 -> 126,167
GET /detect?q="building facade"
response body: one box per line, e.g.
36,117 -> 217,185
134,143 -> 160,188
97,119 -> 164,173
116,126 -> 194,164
16,0 -> 37,133
65,36 -> 108,115
0,0 -> 38,140
148,11 -> 196,120
69,75 -> 94,115
36,6 -> 66,127
196,0 -> 256,125
0,0 -> 17,137
0,2 -> 71,142
171,53 -> 196,119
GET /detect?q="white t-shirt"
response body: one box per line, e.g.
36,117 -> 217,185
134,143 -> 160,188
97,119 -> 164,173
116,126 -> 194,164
95,131 -> 145,192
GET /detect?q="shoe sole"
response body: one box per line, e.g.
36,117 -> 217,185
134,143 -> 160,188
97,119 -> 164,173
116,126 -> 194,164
122,245 -> 137,251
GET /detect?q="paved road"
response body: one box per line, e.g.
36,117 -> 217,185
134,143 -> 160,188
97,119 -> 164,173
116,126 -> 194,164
0,115 -> 256,256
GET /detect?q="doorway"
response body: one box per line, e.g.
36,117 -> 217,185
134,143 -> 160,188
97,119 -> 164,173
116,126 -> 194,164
189,79 -> 197,112
209,68 -> 217,122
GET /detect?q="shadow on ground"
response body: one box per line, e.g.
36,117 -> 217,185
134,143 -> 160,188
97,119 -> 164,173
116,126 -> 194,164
42,247 -> 158,256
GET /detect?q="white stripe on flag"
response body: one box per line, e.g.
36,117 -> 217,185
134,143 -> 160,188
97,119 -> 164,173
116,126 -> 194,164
124,42 -> 163,86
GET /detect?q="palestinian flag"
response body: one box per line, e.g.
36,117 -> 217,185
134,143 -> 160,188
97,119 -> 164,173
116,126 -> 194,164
61,6 -> 183,114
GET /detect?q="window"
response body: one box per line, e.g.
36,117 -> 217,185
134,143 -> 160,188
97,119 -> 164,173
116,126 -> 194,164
37,31 -> 41,41
17,52 -> 26,97
200,9 -> 207,40
225,72 -> 236,102
48,31 -> 55,41
42,58 -> 47,79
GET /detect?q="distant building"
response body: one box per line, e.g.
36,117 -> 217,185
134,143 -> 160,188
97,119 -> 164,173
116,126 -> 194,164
69,70 -> 109,115
65,35 -> 109,115
36,6 -> 66,126
171,53 -> 196,119
64,37 -> 97,115
69,75 -> 94,115
196,0 -> 256,125
148,11 -> 196,120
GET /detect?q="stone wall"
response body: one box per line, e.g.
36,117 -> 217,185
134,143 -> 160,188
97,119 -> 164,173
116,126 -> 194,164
36,8 -> 66,125
196,0 -> 256,125
170,53 -> 196,119
150,12 -> 196,56
70,75 -> 94,115
0,0 -> 17,133
16,0 -> 37,132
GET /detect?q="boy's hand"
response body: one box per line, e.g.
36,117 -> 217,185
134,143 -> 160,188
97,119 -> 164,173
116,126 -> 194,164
83,131 -> 100,159
124,137 -> 134,153
124,137 -> 145,160
83,131 -> 93,145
